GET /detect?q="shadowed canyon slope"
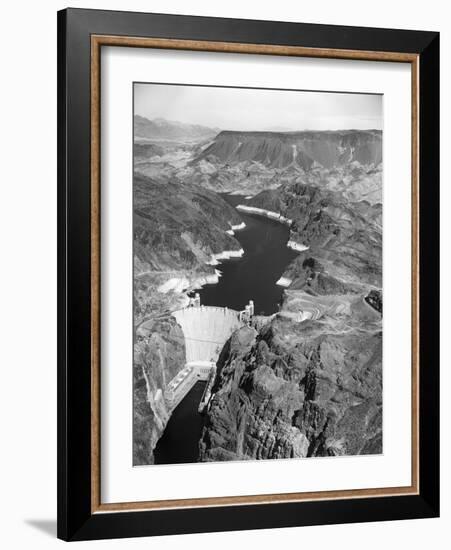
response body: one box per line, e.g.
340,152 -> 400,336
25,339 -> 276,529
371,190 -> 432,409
198,130 -> 382,170
134,173 -> 242,277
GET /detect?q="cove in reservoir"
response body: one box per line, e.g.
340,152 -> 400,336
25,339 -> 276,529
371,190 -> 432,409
199,194 -> 298,315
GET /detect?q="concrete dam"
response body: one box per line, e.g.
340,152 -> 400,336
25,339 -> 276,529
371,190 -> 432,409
164,302 -> 254,412
173,305 -> 242,365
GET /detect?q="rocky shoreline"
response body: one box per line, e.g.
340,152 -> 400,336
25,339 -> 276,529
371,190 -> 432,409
236,204 -> 293,226
207,248 -> 245,265
287,240 -> 309,252
276,276 -> 292,288
157,269 -> 224,295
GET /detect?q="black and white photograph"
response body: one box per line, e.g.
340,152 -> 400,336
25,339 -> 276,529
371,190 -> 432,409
133,83 -> 383,466
0,0 -> 444,545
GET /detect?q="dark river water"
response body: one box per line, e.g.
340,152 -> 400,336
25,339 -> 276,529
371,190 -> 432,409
199,194 -> 298,315
154,381 -> 207,464
154,194 -> 297,464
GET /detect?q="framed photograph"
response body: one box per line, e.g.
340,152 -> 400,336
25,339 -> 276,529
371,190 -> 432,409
57,8 -> 439,541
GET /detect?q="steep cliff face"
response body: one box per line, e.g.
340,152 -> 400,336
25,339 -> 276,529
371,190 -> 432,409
200,299 -> 382,461
198,130 -> 382,170
133,316 -> 186,465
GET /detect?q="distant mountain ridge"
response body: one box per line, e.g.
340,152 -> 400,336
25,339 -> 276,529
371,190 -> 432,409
197,129 -> 382,170
134,115 -> 220,142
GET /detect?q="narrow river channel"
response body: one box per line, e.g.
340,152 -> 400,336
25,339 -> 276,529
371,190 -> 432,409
154,194 -> 297,464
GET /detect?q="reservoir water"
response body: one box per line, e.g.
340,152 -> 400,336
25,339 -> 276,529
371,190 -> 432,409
199,194 -> 298,315
154,194 -> 298,464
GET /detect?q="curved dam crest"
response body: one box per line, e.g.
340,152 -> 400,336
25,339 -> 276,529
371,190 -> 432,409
173,305 -> 243,365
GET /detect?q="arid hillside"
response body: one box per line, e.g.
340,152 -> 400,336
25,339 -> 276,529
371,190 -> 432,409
198,129 -> 382,170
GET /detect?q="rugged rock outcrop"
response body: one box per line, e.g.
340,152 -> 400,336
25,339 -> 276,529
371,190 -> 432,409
365,289 -> 383,314
133,316 -> 186,465
200,298 -> 382,461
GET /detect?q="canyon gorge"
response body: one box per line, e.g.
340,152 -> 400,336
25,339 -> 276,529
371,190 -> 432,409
133,115 -> 382,465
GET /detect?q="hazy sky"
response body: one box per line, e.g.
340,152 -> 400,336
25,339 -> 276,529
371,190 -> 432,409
134,83 -> 382,132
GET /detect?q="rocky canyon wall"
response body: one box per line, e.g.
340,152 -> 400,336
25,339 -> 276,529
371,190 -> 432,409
200,301 -> 382,461
133,316 -> 186,465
